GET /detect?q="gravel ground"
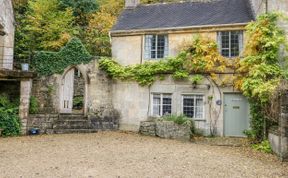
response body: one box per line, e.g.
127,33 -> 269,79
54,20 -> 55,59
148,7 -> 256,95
0,132 -> 287,178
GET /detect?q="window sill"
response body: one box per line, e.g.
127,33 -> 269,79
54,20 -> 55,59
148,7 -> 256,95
189,118 -> 206,122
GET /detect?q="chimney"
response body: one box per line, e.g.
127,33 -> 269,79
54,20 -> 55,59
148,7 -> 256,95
125,0 -> 140,8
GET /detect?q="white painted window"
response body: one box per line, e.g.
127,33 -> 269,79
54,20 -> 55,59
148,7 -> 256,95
217,31 -> 243,58
152,93 -> 172,116
144,35 -> 168,59
182,95 -> 204,119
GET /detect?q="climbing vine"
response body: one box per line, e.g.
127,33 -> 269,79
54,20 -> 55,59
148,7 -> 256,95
236,13 -> 288,141
99,36 -> 233,86
33,38 -> 93,76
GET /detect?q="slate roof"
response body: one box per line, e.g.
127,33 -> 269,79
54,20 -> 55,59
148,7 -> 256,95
111,0 -> 255,32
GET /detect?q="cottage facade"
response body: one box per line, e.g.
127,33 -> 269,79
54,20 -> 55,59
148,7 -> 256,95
110,0 -> 254,136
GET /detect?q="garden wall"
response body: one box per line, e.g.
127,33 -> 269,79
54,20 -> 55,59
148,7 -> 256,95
139,121 -> 192,141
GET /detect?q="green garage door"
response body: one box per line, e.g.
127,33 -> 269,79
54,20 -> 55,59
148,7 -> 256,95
224,93 -> 250,137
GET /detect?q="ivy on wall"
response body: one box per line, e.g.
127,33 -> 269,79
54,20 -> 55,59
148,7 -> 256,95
99,36 -> 233,86
33,38 -> 93,76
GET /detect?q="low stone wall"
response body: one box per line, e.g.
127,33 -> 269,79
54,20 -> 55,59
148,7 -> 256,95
27,113 -> 119,134
27,114 -> 58,134
139,121 -> 192,141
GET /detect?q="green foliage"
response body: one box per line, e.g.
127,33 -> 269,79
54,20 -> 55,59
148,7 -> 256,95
59,0 -> 99,16
73,96 -> 84,109
239,13 -> 287,104
252,140 -> 272,154
99,37 -> 229,86
29,96 -> 39,114
190,75 -> 203,84
99,56 -> 187,86
33,38 -> 92,76
59,0 -> 99,27
237,13 -> 288,141
26,0 -> 75,51
0,95 -> 21,137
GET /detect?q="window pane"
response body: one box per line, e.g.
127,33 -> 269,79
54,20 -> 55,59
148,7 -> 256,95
162,105 -> 171,115
183,106 -> 194,118
144,35 -> 153,59
195,107 -> 203,118
183,98 -> 194,107
152,94 -> 161,116
183,95 -> 204,119
221,49 -> 230,57
183,97 -> 194,118
231,31 -> 240,57
162,94 -> 172,116
195,96 -> 204,118
221,32 -> 230,49
157,35 -> 165,59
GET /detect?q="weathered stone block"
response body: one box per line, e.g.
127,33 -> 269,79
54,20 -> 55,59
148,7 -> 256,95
139,121 -> 156,136
155,121 -> 191,141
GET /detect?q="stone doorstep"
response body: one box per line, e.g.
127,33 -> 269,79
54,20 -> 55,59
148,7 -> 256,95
194,137 -> 249,147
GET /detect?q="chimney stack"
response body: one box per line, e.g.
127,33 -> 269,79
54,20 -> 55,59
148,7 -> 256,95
125,0 -> 140,8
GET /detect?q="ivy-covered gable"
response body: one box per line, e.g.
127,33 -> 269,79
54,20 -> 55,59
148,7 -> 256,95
33,38 -> 93,76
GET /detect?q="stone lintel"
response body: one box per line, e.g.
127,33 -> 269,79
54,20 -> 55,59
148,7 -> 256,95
0,69 -> 35,80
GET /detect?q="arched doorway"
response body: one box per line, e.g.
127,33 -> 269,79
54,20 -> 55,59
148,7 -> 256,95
60,66 -> 88,115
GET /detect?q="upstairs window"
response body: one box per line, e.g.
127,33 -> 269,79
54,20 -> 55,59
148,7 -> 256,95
152,93 -> 172,116
218,31 -> 243,58
182,95 -> 204,119
144,35 -> 168,59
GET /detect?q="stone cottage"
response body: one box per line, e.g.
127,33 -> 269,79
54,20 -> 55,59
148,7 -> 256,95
110,0 -> 254,136
0,0 -> 34,134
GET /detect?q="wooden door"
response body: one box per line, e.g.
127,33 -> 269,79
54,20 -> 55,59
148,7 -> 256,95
60,69 -> 75,113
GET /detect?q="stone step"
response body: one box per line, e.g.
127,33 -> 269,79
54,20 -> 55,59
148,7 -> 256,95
52,129 -> 98,134
53,120 -> 91,129
58,114 -> 87,120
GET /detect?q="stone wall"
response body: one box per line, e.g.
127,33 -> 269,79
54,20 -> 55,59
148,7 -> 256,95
28,114 -> 58,134
139,120 -> 192,141
279,91 -> 288,161
27,112 -> 119,134
269,91 -> 288,161
31,76 -> 59,114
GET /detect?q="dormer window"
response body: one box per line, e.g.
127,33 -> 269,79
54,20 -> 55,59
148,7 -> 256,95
144,34 -> 168,59
218,31 -> 243,58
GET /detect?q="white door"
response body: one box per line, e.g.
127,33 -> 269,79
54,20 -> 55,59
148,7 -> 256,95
60,69 -> 75,113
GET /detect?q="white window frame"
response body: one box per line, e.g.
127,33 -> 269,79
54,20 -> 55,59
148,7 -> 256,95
144,34 -> 169,60
151,93 -> 172,117
181,94 -> 205,120
217,31 -> 243,58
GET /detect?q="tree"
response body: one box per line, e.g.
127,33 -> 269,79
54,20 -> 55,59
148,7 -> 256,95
59,0 -> 99,27
24,0 -> 75,57
85,0 -> 124,56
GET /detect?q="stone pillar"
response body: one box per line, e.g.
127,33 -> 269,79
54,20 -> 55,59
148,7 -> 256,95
19,79 -> 32,135
280,91 -> 288,161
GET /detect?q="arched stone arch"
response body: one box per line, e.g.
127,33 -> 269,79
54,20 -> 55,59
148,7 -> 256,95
60,65 -> 89,115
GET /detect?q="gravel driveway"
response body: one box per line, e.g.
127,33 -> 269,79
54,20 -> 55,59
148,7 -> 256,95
0,132 -> 287,178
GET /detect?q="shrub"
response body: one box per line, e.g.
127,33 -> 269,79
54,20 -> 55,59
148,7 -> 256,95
161,114 -> 195,134
29,96 -> 39,114
252,140 -> 273,154
0,95 -> 21,136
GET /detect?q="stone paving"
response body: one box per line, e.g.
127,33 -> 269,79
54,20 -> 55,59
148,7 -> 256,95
0,132 -> 287,178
